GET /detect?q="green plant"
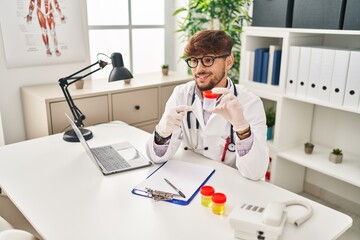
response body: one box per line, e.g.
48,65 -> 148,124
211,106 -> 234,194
332,148 -> 343,155
173,0 -> 252,82
162,64 -> 169,69
305,142 -> 314,148
265,107 -> 276,127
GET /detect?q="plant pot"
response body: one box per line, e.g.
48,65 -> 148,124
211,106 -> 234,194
266,126 -> 273,140
305,146 -> 314,154
162,68 -> 169,76
329,153 -> 343,163
75,80 -> 84,89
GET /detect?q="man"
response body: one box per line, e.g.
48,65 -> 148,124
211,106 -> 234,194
146,30 -> 268,181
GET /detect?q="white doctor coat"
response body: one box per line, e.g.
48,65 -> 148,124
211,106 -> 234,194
146,80 -> 269,181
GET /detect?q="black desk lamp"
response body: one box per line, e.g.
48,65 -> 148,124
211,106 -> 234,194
59,52 -> 133,142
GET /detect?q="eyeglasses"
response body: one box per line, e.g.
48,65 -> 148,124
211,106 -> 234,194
185,54 -> 229,68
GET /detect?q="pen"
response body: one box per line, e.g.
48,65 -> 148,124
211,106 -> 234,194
164,178 -> 186,198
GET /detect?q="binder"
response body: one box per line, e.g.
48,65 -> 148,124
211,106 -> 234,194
343,51 -> 360,110
244,50 -> 255,81
253,48 -> 269,82
271,49 -> 282,86
132,160 -> 215,205
267,45 -> 281,85
317,48 -> 336,102
329,50 -> 350,106
296,47 -> 311,97
261,51 -> 270,83
286,46 -> 300,95
307,47 -> 323,100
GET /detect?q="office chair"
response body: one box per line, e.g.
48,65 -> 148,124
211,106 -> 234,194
0,216 -> 13,232
0,229 -> 39,240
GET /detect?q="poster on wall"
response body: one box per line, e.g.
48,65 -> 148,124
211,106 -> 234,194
0,0 -> 86,68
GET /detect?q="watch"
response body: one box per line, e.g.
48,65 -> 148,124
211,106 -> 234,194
154,131 -> 171,145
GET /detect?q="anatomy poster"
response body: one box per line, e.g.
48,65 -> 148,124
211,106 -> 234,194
0,0 -> 86,68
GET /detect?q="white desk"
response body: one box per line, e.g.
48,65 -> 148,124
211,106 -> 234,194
0,123 -> 352,240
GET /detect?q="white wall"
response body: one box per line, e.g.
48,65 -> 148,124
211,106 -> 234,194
0,0 -> 90,144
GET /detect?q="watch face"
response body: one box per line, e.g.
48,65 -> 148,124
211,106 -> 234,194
228,143 -> 236,152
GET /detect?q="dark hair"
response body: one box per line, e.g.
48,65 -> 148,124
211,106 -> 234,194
184,30 -> 233,57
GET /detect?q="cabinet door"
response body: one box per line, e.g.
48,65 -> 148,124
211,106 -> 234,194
112,88 -> 158,124
160,84 -> 178,114
50,95 -> 109,134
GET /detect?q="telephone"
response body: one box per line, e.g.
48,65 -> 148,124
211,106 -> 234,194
229,201 -> 313,240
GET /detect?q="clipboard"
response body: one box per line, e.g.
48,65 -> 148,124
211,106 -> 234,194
132,160 -> 215,205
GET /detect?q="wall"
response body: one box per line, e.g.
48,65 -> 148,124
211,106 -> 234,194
0,0 -> 89,144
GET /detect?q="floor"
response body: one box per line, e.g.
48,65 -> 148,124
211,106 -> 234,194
300,192 -> 360,240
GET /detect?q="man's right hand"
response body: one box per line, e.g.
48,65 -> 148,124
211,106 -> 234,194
155,105 -> 193,138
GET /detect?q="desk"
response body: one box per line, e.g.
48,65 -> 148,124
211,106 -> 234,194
0,123 -> 352,240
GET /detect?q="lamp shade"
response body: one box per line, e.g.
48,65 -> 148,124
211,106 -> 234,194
108,52 -> 133,82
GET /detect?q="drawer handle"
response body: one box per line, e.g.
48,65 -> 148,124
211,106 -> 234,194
135,105 -> 140,110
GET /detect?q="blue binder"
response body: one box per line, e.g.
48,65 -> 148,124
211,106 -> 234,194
271,50 -> 282,85
253,48 -> 269,82
132,160 -> 215,205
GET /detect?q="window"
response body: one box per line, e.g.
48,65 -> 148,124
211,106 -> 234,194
86,0 -> 172,79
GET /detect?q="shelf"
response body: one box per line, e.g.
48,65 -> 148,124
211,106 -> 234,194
284,95 -> 360,115
277,144 -> 360,188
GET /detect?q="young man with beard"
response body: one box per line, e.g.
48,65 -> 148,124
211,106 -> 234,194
146,30 -> 268,180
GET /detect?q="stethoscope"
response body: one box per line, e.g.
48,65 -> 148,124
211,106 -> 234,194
184,86 -> 238,153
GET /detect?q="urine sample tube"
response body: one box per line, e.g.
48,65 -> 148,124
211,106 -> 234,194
211,192 -> 227,215
203,90 -> 219,111
200,186 -> 215,207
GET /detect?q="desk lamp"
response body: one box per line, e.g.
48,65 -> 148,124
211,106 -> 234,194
58,52 -> 133,142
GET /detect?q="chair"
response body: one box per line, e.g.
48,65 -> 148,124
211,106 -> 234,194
0,229 -> 39,240
0,216 -> 13,232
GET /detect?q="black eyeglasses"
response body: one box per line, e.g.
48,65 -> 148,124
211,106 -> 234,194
185,54 -> 229,68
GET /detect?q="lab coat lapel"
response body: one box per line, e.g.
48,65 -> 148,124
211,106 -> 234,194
192,97 -> 205,129
205,113 -> 228,135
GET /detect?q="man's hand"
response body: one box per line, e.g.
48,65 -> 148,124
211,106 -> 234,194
210,89 -> 249,132
155,105 -> 193,138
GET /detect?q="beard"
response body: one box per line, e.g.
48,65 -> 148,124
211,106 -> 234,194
195,70 -> 226,91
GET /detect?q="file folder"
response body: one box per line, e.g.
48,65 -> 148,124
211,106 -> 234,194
307,47 -> 323,100
318,48 -> 336,103
271,50 -> 282,86
296,47 -> 311,97
286,46 -> 300,95
132,160 -> 215,205
329,50 -> 350,106
343,51 -> 360,110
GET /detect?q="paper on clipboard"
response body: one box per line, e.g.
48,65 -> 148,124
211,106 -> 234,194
132,160 -> 215,205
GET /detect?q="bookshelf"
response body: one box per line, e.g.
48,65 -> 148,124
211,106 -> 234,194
240,26 -> 360,209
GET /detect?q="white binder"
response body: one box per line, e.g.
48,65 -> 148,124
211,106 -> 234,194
343,51 -> 360,110
307,47 -> 322,100
317,48 -> 336,102
329,50 -> 350,106
286,46 -> 300,95
296,47 -> 311,97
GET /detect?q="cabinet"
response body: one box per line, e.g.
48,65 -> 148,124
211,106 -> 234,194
21,72 -> 192,139
240,27 -> 360,209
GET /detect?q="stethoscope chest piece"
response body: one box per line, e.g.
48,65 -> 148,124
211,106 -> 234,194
227,143 -> 236,152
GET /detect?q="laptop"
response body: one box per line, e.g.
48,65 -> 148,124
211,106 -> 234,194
65,113 -> 152,175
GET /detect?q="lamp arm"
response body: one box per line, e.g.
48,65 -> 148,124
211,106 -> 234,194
58,60 -> 108,127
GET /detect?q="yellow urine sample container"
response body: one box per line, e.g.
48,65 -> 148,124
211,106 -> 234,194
211,192 -> 226,215
200,186 -> 215,207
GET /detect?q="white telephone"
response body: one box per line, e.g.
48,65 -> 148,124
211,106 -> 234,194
229,201 -> 313,240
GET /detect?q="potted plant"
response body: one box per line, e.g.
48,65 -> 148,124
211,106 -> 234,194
265,107 -> 275,140
304,142 -> 314,154
162,64 -> 169,76
329,148 -> 343,163
173,0 -> 252,82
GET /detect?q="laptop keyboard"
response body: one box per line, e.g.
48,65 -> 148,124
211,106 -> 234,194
91,146 -> 131,171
